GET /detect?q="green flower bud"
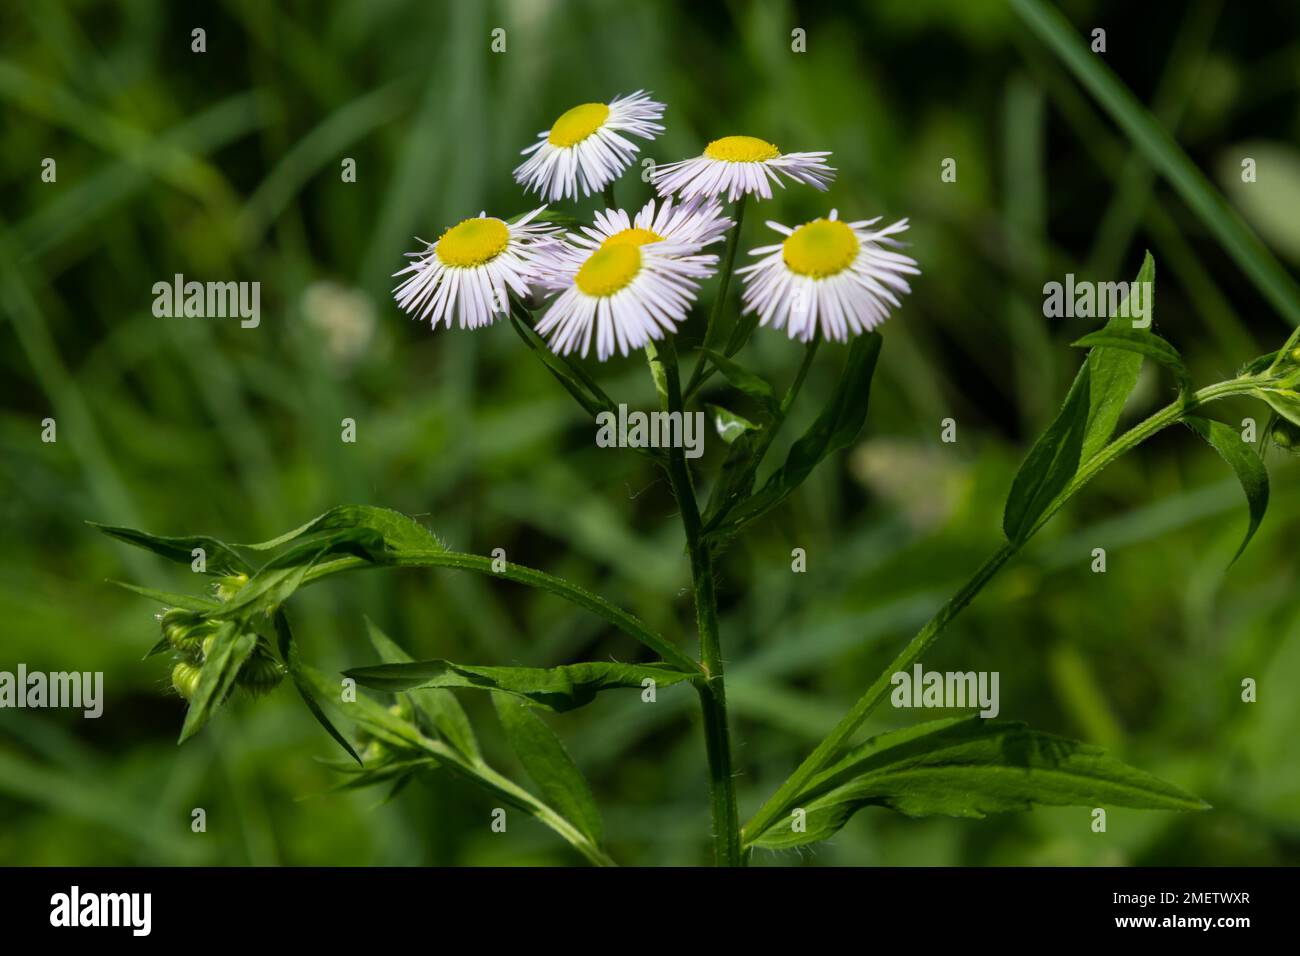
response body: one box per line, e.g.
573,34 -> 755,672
161,609 -> 214,656
236,650 -> 284,696
1271,417 -> 1300,450
172,660 -> 203,700
201,634 -> 215,660
214,572 -> 249,603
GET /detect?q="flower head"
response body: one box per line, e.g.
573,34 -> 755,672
563,195 -> 734,258
392,208 -> 559,330
514,91 -> 665,203
738,210 -> 919,342
531,208 -> 720,360
652,135 -> 834,202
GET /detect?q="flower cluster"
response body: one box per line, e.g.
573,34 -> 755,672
392,91 -> 919,359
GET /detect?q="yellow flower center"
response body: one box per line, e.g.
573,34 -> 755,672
600,227 -> 663,249
548,102 -> 610,147
782,219 -> 859,278
575,245 -> 642,296
435,217 -> 510,268
704,135 -> 781,163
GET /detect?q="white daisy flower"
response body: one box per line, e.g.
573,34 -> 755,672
532,223 -> 719,361
652,135 -> 835,202
514,91 -> 665,203
738,210 -> 919,343
392,208 -> 559,330
556,196 -> 734,264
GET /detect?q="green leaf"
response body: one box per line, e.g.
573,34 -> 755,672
1081,252 -> 1155,462
1003,363 -> 1093,542
346,659 -> 694,713
236,505 -> 444,554
1252,387 -> 1300,428
706,404 -> 758,445
492,693 -> 603,845
702,431 -> 760,527
748,717 -> 1208,850
1185,416 -> 1270,562
1072,327 -> 1190,395
706,332 -> 882,541
1011,0 -> 1300,329
90,522 -> 252,576
698,349 -> 779,417
178,622 -> 258,744
274,611 -> 361,764
211,528 -> 389,621
109,581 -> 221,613
364,618 -> 481,762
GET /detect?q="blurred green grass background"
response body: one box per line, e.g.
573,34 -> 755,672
1,0 -> 1298,865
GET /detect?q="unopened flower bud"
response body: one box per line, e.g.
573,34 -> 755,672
172,661 -> 203,700
236,650 -> 284,696
214,573 -> 249,603
161,609 -> 214,656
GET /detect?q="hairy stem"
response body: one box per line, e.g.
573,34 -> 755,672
647,338 -> 742,866
742,375 -> 1259,844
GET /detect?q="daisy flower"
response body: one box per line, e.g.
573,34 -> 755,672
561,195 -> 734,261
514,91 -> 665,203
392,208 -> 559,330
738,210 -> 919,342
652,135 -> 834,202
532,216 -> 720,361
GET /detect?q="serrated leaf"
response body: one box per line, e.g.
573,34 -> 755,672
698,349 -> 779,416
178,622 -> 257,743
1003,362 -> 1092,542
346,659 -> 694,713
364,618 -> 481,762
1185,416 -> 1269,562
1072,326 -> 1190,394
492,693 -> 603,845
748,717 -> 1207,850
707,404 -> 758,445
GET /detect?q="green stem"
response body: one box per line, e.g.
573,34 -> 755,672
742,375 -> 1260,844
684,194 -> 748,401
647,338 -> 742,866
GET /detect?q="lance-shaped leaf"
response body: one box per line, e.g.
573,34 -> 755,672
364,618 -> 481,763
1080,253 -> 1155,462
235,505 -> 445,554
747,717 -> 1207,850
346,659 -> 695,713
1003,362 -> 1092,542
493,693 -> 603,846
275,611 -> 361,764
177,621 -> 258,744
89,523 -> 252,576
706,332 -> 882,542
1185,416 -> 1270,562
698,348 -> 780,417
1071,326 -> 1191,395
